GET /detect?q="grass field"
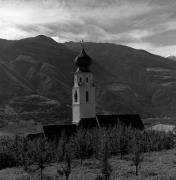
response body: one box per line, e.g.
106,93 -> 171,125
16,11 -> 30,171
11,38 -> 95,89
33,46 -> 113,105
1,148 -> 176,180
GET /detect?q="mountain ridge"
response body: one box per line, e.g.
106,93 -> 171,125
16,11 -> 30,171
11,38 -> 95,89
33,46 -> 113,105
0,35 -> 176,126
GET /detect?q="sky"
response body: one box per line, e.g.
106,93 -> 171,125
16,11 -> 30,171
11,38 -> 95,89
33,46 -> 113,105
0,0 -> 176,57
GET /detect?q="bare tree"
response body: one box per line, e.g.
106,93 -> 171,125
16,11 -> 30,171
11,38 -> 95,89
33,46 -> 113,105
13,136 -> 34,171
101,142 -> 112,180
99,131 -> 112,180
71,128 -> 87,165
55,132 -> 67,163
130,132 -> 144,176
57,142 -> 72,180
31,137 -> 53,180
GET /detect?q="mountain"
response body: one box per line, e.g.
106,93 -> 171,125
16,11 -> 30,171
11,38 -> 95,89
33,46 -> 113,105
0,35 -> 114,125
0,35 -> 176,128
167,56 -> 176,61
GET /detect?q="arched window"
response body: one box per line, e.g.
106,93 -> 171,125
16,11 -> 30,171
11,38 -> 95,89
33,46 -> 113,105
74,91 -> 78,102
86,91 -> 89,102
79,77 -> 82,83
86,77 -> 89,83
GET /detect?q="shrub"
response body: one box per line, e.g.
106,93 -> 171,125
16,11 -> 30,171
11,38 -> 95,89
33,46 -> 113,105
142,130 -> 175,153
13,136 -> 33,171
0,136 -> 18,169
0,151 -> 17,169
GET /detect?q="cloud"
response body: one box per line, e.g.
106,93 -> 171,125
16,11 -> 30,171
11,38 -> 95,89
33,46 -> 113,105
151,45 -> 176,57
71,1 -> 155,24
126,42 -> 176,57
0,0 -> 176,56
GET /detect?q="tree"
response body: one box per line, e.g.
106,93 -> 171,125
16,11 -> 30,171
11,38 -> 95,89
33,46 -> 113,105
99,131 -> 112,180
71,128 -> 87,165
108,127 -> 120,156
55,132 -> 67,163
119,127 -> 129,159
101,142 -> 112,180
0,137 -> 17,170
13,136 -> 32,171
31,137 -> 53,180
130,132 -> 144,176
57,142 -> 72,180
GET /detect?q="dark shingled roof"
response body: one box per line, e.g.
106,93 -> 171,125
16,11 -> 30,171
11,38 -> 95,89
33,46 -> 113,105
26,133 -> 44,140
42,114 -> 144,140
96,114 -> 144,130
43,124 -> 77,141
78,118 -> 99,129
77,114 -> 144,130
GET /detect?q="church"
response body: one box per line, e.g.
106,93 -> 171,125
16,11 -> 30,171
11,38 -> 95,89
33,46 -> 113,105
43,44 -> 144,139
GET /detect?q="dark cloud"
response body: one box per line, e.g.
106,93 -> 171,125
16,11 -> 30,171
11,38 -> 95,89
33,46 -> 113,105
144,29 -> 176,46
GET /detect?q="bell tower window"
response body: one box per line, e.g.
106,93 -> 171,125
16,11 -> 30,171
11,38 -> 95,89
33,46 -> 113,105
86,77 -> 89,83
74,91 -> 78,102
79,77 -> 82,83
86,91 -> 89,102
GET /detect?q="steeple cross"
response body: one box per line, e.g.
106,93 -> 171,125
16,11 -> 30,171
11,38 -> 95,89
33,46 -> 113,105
81,40 -> 85,49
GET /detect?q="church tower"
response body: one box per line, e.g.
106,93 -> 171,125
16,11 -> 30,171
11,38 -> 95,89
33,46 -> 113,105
72,43 -> 96,124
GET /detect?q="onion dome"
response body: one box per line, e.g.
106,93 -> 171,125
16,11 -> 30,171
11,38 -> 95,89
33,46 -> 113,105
75,42 -> 92,72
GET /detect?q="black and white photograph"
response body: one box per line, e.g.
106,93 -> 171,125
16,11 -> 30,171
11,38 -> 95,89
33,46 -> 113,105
0,0 -> 176,179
